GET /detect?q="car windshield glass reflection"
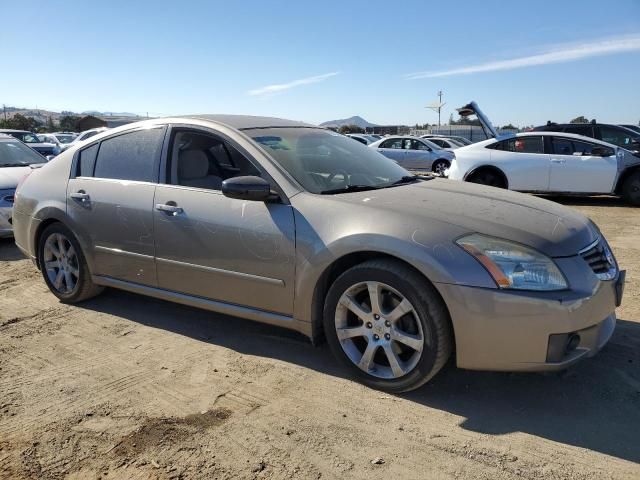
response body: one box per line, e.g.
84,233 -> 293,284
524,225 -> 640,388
0,140 -> 46,166
248,128 -> 413,194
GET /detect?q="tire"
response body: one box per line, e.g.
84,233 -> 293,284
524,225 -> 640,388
621,171 -> 640,206
38,222 -> 104,303
432,160 -> 450,176
323,259 -> 453,392
467,169 -> 506,188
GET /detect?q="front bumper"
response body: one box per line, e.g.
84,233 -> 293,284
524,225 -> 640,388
436,269 -> 623,372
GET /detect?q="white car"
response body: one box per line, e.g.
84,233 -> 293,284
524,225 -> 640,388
369,136 -> 455,174
66,127 -> 109,148
420,136 -> 463,150
446,102 -> 640,205
346,133 -> 377,145
422,134 -> 473,146
0,133 -> 47,237
38,133 -> 77,153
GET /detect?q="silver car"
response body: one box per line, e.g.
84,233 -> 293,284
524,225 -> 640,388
369,136 -> 455,175
12,116 -> 625,392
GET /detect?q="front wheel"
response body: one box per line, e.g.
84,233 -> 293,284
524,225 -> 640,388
323,259 -> 453,392
432,159 -> 450,176
621,171 -> 640,206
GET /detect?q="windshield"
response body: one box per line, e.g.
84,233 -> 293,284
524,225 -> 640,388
19,132 -> 41,144
0,139 -> 46,166
247,127 -> 412,194
55,134 -> 75,144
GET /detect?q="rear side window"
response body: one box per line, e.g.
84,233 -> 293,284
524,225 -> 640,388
488,136 -> 544,154
380,139 -> 402,149
78,143 -> 99,176
93,128 -> 165,182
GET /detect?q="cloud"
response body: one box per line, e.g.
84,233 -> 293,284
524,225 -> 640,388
405,34 -> 640,79
248,72 -> 340,96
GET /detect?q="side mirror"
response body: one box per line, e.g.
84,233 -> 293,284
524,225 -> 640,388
591,146 -> 614,157
221,176 -> 276,202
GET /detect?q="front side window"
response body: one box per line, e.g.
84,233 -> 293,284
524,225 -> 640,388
248,127 -> 411,194
407,139 -> 430,151
93,127 -> 165,182
489,136 -> 544,154
0,140 -> 46,166
168,130 -> 260,191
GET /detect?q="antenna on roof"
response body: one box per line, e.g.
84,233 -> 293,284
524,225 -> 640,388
426,90 -> 445,126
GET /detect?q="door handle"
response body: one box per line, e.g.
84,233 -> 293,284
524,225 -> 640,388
70,191 -> 90,203
550,159 -> 566,164
155,203 -> 183,216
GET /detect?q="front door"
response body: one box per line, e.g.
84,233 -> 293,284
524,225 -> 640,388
66,126 -> 166,286
153,128 -> 296,315
402,138 -> 435,170
488,136 -> 550,191
548,137 -> 617,193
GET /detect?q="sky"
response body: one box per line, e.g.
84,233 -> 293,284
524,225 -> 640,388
2,0 -> 640,127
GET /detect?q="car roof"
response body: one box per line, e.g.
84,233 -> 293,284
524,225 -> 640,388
0,133 -> 15,139
179,114 -> 315,130
474,131 -> 620,149
0,129 -> 30,133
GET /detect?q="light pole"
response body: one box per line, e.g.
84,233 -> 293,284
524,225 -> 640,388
426,91 -> 445,127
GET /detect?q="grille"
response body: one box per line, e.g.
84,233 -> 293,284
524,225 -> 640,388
580,239 -> 616,279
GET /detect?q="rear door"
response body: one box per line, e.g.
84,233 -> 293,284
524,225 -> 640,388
548,137 -> 617,193
487,136 -> 550,191
66,126 -> 166,286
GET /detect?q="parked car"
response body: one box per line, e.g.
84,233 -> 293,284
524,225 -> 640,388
620,124 -> 640,135
66,127 -> 109,148
41,132 -> 77,152
0,129 -> 59,157
346,134 -> 375,145
369,136 -> 455,174
446,102 -> 640,206
533,121 -> 640,153
0,133 -> 47,237
420,136 -> 463,150
13,116 -> 624,392
422,134 -> 473,146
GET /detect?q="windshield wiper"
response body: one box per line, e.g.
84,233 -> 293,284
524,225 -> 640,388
390,175 -> 420,185
320,184 -> 382,195
0,163 -> 28,167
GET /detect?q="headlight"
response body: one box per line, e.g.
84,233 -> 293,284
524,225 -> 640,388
456,234 -> 568,291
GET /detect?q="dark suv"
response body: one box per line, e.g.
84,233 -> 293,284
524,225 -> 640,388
533,122 -> 640,154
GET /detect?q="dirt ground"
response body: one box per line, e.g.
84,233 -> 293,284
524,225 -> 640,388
0,196 -> 639,480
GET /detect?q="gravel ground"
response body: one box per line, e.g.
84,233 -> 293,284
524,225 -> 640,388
0,196 -> 638,480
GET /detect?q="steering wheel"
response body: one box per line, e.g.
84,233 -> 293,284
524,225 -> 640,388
327,170 -> 350,187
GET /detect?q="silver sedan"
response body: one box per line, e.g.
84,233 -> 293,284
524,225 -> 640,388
369,136 -> 455,175
12,116 -> 624,392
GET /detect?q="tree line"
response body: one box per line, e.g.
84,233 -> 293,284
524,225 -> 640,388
0,113 -> 84,132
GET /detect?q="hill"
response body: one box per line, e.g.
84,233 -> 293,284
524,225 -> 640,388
320,116 -> 377,129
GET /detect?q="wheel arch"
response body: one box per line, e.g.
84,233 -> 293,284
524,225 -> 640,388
309,251 -> 454,348
463,165 -> 509,188
614,165 -> 640,194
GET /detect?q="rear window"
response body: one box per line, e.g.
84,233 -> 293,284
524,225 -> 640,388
93,128 -> 165,182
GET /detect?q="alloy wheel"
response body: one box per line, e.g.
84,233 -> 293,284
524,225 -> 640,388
334,281 -> 425,379
43,233 -> 80,294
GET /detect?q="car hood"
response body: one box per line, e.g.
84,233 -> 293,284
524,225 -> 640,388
0,166 -> 33,189
328,179 -> 597,257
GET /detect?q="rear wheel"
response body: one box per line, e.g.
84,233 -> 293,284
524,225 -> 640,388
323,259 -> 453,392
621,171 -> 640,206
38,223 -> 103,303
467,169 -> 507,188
432,159 -> 450,176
